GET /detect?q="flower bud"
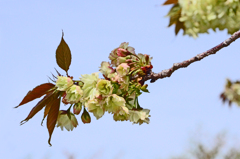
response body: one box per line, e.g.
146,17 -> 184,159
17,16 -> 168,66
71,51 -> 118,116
109,42 -> 135,66
73,103 -> 82,115
81,108 -> 91,124
117,48 -> 129,57
62,92 -> 69,105
144,54 -> 149,64
141,84 -> 149,93
125,59 -> 132,63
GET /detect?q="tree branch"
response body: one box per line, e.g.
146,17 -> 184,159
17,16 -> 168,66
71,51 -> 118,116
143,30 -> 240,83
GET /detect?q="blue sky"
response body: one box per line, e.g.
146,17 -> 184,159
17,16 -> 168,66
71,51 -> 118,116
1,1 -> 240,159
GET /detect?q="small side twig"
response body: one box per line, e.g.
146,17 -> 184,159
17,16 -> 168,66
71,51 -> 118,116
143,30 -> 240,83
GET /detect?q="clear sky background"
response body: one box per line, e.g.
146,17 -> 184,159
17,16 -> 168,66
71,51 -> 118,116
1,1 -> 240,159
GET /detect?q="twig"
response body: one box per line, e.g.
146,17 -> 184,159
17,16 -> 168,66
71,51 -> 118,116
143,30 -> 240,83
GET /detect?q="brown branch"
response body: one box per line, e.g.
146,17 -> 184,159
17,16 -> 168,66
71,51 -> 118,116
143,30 -> 240,83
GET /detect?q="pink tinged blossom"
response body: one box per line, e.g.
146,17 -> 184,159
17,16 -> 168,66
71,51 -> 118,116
126,46 -> 135,54
109,48 -> 119,67
65,85 -> 83,103
117,48 -> 128,57
116,63 -> 130,77
55,76 -> 73,91
111,74 -> 120,82
118,76 -> 130,91
119,42 -> 129,49
99,61 -> 114,77
62,92 -> 69,105
73,103 -> 82,115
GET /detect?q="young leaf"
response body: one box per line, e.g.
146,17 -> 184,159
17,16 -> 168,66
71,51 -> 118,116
41,93 -> 59,125
56,32 -> 72,73
47,97 -> 61,146
163,0 -> 178,5
175,19 -> 185,35
20,92 -> 55,125
16,83 -> 55,108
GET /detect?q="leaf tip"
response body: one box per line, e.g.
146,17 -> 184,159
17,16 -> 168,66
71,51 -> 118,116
48,139 -> 52,147
20,120 -> 27,125
62,30 -> 64,38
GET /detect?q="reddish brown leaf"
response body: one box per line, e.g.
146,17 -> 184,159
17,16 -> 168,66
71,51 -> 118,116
20,92 -> 55,125
16,83 -> 55,108
163,0 -> 178,5
47,97 -> 60,146
56,32 -> 72,73
41,93 -> 58,125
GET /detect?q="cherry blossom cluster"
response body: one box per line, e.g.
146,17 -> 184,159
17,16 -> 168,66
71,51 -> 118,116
54,42 -> 153,131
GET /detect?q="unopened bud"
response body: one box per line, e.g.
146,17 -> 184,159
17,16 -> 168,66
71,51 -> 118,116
126,59 -> 132,63
73,103 -> 82,115
117,48 -> 129,57
81,108 -> 91,124
141,84 -> 149,93
144,54 -> 149,64
62,92 -> 69,105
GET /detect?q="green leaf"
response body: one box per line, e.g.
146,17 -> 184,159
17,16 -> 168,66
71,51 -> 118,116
15,83 -> 55,108
56,32 -> 72,73
20,92 -> 55,125
47,97 -> 61,146
175,20 -> 185,35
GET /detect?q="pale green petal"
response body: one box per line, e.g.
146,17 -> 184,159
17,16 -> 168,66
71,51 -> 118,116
55,76 -> 73,91
57,111 -> 78,131
99,61 -> 114,77
129,109 -> 150,125
105,94 -> 126,114
80,72 -> 100,99
86,99 -> 105,119
65,85 -> 83,103
96,79 -> 112,95
80,72 -> 99,84
116,63 -> 130,77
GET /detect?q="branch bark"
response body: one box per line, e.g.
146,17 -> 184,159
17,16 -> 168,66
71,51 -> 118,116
143,30 -> 240,83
